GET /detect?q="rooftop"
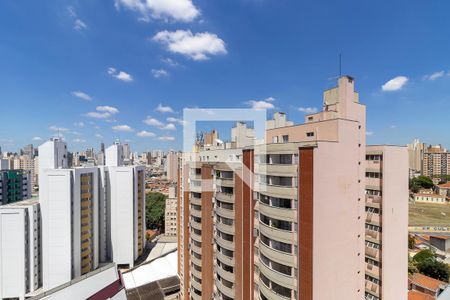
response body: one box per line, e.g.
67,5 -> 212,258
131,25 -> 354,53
408,290 -> 435,300
0,198 -> 39,208
411,273 -> 447,292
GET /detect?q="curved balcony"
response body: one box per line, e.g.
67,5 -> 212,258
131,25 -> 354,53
254,164 -> 297,177
215,206 -> 235,219
191,208 -> 202,218
215,263 -> 235,283
191,242 -> 202,255
215,235 -> 235,251
191,197 -> 202,206
191,253 -> 202,267
259,201 -> 296,222
216,220 -> 235,236
190,220 -> 202,231
216,192 -> 234,203
259,221 -> 295,245
258,258 -> 296,290
256,183 -> 297,200
215,278 -> 235,299
191,230 -> 202,243
216,178 -> 234,188
191,265 -> 202,279
259,239 -> 295,267
216,249 -> 235,266
191,276 -> 202,291
258,277 -> 291,300
191,290 -> 202,300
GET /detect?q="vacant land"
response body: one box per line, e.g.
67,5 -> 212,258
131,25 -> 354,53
409,202 -> 450,226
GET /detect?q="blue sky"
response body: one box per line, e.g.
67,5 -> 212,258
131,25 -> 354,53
0,0 -> 449,153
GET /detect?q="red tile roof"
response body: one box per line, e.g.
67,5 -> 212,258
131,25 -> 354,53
411,273 -> 445,292
438,182 -> 450,189
408,290 -> 435,300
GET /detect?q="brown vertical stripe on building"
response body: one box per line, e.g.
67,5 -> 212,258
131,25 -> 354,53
177,162 -> 181,275
201,165 -> 214,300
299,147 -> 314,300
182,164 -> 190,299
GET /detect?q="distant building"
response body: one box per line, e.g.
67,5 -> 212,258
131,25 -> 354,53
266,111 -> 294,129
413,193 -> 448,204
0,199 -> 41,300
437,182 -> 450,197
409,273 -> 449,299
165,186 -> 177,237
422,145 -> 450,178
408,139 -> 425,174
429,236 -> 450,254
0,169 -> 32,205
166,151 -> 180,182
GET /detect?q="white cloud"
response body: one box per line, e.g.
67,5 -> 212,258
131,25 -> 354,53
67,6 -> 77,17
32,136 -> 42,141
73,138 -> 87,143
246,100 -> 275,110
424,71 -> 445,81
108,67 -> 133,82
161,57 -> 178,67
158,136 -> 175,141
74,19 -> 88,31
49,126 -> 69,132
137,130 -> 156,137
85,112 -> 111,119
112,125 -> 134,132
97,106 -> 119,114
153,30 -> 227,61
155,103 -> 174,113
390,125 -> 397,129
298,107 -> 318,114
114,0 -> 200,22
152,69 -> 169,78
143,117 -> 164,126
167,117 -> 186,126
366,131 -> 374,136
74,122 -> 85,127
381,76 -> 408,91
95,133 -> 104,139
72,91 -> 92,101
161,123 -> 176,130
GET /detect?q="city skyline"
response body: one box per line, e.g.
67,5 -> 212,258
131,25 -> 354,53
1,1 -> 450,152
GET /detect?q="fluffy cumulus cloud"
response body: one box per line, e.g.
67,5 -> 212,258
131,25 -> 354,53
108,67 -> 133,82
72,91 -> 92,101
114,0 -> 200,22
32,136 -> 42,141
423,71 -> 445,81
155,103 -> 174,113
298,107 -> 318,114
161,123 -> 176,130
137,130 -> 156,137
246,97 -> 275,110
158,136 -> 175,141
143,117 -> 164,126
153,30 -> 227,61
152,69 -> 169,78
112,125 -> 134,132
381,76 -> 408,91
74,19 -> 88,31
85,106 -> 119,119
167,117 -> 186,126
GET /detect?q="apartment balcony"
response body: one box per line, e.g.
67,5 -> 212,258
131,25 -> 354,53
365,229 -> 381,241
215,278 -> 235,299
191,197 -> 202,206
366,160 -> 382,172
190,220 -> 202,231
365,263 -> 381,279
191,290 -> 202,300
215,235 -> 235,251
365,195 -> 382,208
365,247 -> 381,261
191,254 -> 202,267
215,206 -> 235,220
254,164 -> 297,177
216,250 -> 235,266
365,280 -> 380,297
216,220 -> 235,235
366,177 -> 382,190
259,202 -> 296,222
258,259 -> 296,290
215,263 -> 235,283
191,277 -> 202,292
256,183 -> 297,200
191,266 -> 202,280
259,221 -> 295,245
216,178 -> 234,188
216,192 -> 234,203
191,242 -> 202,255
190,184 -> 202,193
191,208 -> 202,218
191,230 -> 202,243
258,272 -> 292,300
190,173 -> 202,180
365,213 -> 381,226
259,240 -> 295,267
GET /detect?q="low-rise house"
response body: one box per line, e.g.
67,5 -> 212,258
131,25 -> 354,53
414,193 -> 449,204
409,273 -> 448,299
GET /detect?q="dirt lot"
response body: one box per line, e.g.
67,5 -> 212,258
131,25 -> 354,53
409,202 -> 450,226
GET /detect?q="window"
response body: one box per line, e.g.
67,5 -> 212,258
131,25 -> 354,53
306,132 -> 314,137
282,135 -> 289,143
272,136 -> 279,143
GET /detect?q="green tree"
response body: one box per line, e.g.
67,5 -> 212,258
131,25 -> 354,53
413,249 -> 436,263
408,256 -> 418,275
417,258 -> 450,282
410,176 -> 434,192
408,234 -> 416,249
146,192 -> 166,231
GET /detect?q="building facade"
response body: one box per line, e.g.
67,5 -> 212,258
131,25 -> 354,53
0,169 -> 32,205
165,186 -> 178,237
422,145 -> 450,178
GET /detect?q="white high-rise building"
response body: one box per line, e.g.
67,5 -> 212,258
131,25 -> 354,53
105,142 -> 124,167
0,199 -> 41,300
102,143 -> 146,268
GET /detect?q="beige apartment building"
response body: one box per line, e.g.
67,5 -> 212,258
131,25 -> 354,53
165,186 -> 178,237
177,76 -> 408,300
422,145 -> 450,178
